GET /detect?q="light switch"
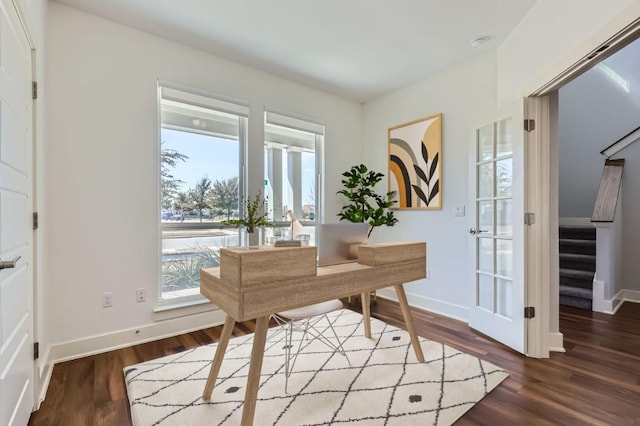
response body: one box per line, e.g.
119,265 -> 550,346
454,205 -> 466,217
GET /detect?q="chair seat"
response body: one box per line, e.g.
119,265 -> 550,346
277,300 -> 343,320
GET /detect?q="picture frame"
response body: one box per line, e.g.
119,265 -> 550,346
388,113 -> 442,210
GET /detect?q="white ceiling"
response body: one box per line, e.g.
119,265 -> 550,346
52,0 -> 537,103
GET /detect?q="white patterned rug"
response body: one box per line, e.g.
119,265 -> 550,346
124,309 -> 508,425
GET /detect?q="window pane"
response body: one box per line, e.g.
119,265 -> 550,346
478,124 -> 493,161
497,278 -> 512,318
159,85 -> 245,302
496,158 -> 512,197
496,199 -> 513,237
478,162 -> 493,198
496,239 -> 513,278
496,117 -> 512,157
478,273 -> 493,311
478,200 -> 493,235
478,238 -> 493,274
265,119 -> 320,224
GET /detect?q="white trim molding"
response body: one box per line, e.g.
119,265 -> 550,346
35,308 -> 227,406
376,288 -> 469,323
548,332 -> 565,353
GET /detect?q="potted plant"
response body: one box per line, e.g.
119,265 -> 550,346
224,191 -> 273,246
336,164 -> 398,238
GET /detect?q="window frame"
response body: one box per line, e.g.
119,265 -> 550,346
157,80 -> 248,306
264,110 -> 324,231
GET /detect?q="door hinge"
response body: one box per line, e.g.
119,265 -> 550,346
524,118 -> 535,132
524,306 -> 536,319
32,81 -> 38,100
33,212 -> 39,230
34,342 -> 39,360
524,212 -> 535,225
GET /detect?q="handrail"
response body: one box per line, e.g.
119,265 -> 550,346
600,125 -> 640,158
591,159 -> 624,222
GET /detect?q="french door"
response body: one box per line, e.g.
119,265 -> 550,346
469,104 -> 526,354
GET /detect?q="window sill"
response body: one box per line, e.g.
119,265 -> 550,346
153,295 -> 219,321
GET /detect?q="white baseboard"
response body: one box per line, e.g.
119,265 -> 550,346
591,284 -> 639,315
35,308 -> 225,408
376,288 -> 468,323
559,217 -> 593,226
46,308 -> 226,365
548,332 -> 565,353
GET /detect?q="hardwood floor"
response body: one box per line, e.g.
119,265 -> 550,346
29,300 -> 640,425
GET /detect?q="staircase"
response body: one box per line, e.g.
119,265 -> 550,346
559,226 -> 596,310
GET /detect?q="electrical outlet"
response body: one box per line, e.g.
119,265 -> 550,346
136,288 -> 146,303
103,292 -> 113,308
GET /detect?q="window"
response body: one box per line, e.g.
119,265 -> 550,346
264,111 -> 323,244
158,81 -> 247,303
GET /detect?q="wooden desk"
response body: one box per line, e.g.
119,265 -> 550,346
200,241 -> 426,425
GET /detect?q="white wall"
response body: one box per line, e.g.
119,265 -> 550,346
45,3 -> 363,350
558,60 -> 640,218
362,54 -> 499,320
620,141 -> 640,291
559,39 -> 640,293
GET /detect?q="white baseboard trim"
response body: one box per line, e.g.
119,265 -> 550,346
376,288 -> 468,323
48,308 -> 226,365
548,332 -> 565,353
591,284 -> 639,315
558,217 -> 593,226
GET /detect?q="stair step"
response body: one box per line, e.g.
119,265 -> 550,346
559,253 -> 596,272
560,268 -> 594,289
559,238 -> 596,256
559,285 -> 593,310
559,226 -> 596,241
559,294 -> 593,310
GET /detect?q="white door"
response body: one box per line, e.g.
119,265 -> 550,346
0,0 -> 34,424
468,103 -> 526,354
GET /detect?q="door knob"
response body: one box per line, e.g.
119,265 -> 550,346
0,256 -> 21,270
469,227 -> 487,235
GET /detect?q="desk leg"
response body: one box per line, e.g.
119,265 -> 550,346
361,292 -> 371,338
203,314 -> 235,400
241,315 -> 270,426
394,284 -> 425,362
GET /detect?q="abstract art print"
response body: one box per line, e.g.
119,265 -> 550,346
389,113 -> 442,209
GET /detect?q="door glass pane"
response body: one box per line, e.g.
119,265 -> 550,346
478,273 -> 493,311
478,200 -> 493,235
478,238 -> 493,273
497,278 -> 512,318
478,163 -> 493,198
496,117 -> 512,157
496,158 -> 512,197
478,124 -> 493,161
496,199 -> 512,237
496,239 -> 513,277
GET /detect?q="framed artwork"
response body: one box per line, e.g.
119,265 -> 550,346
388,113 -> 442,210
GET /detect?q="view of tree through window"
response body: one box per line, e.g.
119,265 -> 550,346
159,84 -> 246,302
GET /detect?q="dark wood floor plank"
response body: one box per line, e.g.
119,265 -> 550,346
28,300 -> 640,426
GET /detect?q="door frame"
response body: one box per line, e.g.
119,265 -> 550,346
524,17 -> 640,357
11,0 -> 40,408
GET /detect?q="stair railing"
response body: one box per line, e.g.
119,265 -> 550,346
600,125 -> 640,158
591,159 -> 624,313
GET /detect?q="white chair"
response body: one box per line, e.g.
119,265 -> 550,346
272,299 -> 351,393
